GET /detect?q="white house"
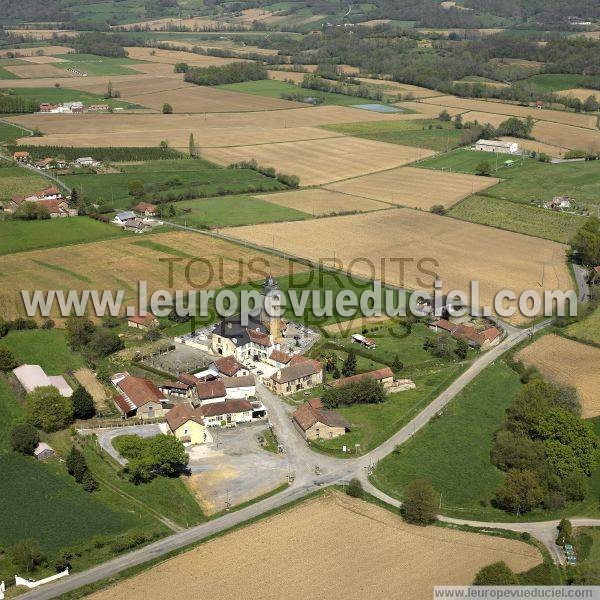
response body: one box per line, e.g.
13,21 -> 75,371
474,139 -> 519,154
222,375 -> 256,400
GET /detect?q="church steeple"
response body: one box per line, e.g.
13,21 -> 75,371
261,275 -> 281,339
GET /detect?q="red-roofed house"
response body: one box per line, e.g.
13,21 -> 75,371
196,379 -> 227,405
13,151 -> 30,162
292,400 -> 350,441
126,311 -> 159,331
267,349 -> 293,369
268,357 -> 323,396
211,355 -> 248,378
329,367 -> 394,390
134,202 -> 158,217
111,373 -> 167,419
165,403 -> 207,444
199,399 -> 253,428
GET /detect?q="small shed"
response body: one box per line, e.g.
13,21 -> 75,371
34,442 -> 55,461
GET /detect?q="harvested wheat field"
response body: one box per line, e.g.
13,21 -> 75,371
4,64 -> 75,78
532,121 -> 600,152
325,167 -> 500,210
394,101 -> 464,118
128,62 -> 183,75
267,70 -> 306,83
556,88 -> 600,102
256,188 -> 390,216
223,209 -> 571,324
357,78 -> 443,98
88,493 -> 540,600
422,95 -> 598,129
498,136 -> 566,158
74,368 -> 110,412
202,137 -> 435,186
0,45 -> 72,57
21,55 -> 67,64
0,231 -> 299,320
516,334 -> 600,418
0,73 -> 155,90
118,17 -> 227,31
125,47 -> 247,67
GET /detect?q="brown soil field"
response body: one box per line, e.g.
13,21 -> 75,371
357,78 -> 444,98
125,47 -> 247,66
256,188 -> 390,215
325,166 -> 500,210
516,334 -> 600,418
0,45 -> 73,57
223,209 -> 572,324
202,137 -> 435,186
74,368 -> 110,411
498,136 -> 566,158
128,62 -> 184,75
4,64 -> 75,78
422,95 -> 598,129
532,121 -> 600,152
117,17 -> 228,31
21,55 -> 67,64
0,231 -> 299,320
267,70 -> 306,83
122,85 -> 304,113
360,18 -> 392,27
0,74 -> 154,90
88,493 -> 540,600
70,74 -> 185,96
556,88 -> 600,102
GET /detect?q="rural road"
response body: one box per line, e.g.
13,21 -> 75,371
22,316 -> 591,600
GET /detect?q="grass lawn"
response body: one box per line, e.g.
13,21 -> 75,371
0,217 -> 130,255
566,306 -> 600,346
0,329 -> 84,373
62,160 -> 286,209
218,79 -> 380,107
416,148 -> 532,175
53,53 -> 145,76
8,86 -> 135,109
323,118 -> 464,152
0,165 -> 49,197
170,194 -> 309,228
0,68 -> 19,80
573,527 -> 600,570
448,195 -> 588,243
523,73 -> 585,92
371,361 -> 600,522
0,121 -> 29,142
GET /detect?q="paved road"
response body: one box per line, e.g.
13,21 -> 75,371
85,425 -> 163,466
21,319 -> 594,599
573,264 -> 590,303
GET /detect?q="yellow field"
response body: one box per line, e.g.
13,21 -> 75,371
125,47 -> 247,66
0,73 -> 159,90
498,136 -> 567,158
532,121 -> 600,152
325,167 -> 500,210
21,55 -> 67,64
422,95 -> 598,129
88,493 -> 540,600
222,208 -> 571,324
129,62 -> 185,75
556,88 -> 600,102
394,101 -> 464,118
357,78 -> 444,98
117,17 -> 229,31
256,188 -> 390,215
267,70 -> 306,83
202,137 -> 435,185
5,64 -> 75,78
0,231 -> 299,320
516,334 -> 600,418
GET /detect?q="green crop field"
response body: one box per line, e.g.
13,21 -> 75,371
371,361 -> 600,522
448,195 -> 587,243
0,165 -> 49,198
62,159 -> 287,209
0,122 -> 29,143
566,306 -> 600,346
218,79 -> 378,107
416,148 -> 533,174
170,194 -> 309,228
1,329 -> 84,373
323,118 -> 465,151
53,53 -> 146,76
523,74 -> 584,92
0,217 -> 130,256
7,87 -> 136,110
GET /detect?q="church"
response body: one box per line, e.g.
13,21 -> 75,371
210,276 -> 286,362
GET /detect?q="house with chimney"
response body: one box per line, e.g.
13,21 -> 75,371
111,373 -> 168,419
292,398 -> 350,441
165,403 -> 208,445
267,355 -> 323,396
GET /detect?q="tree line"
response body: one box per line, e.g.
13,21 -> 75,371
184,62 -> 268,86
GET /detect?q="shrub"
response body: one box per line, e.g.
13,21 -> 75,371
346,478 -> 364,498
26,387 -> 73,432
10,423 -> 40,455
401,479 -> 438,525
474,561 -> 518,585
0,347 -> 19,371
11,539 -> 46,572
72,385 -> 96,420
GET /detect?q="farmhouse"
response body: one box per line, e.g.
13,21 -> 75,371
75,157 -> 98,167
292,398 -> 350,441
159,374 -> 198,399
134,202 -> 158,217
113,211 -> 136,225
39,198 -> 75,218
165,403 -> 208,445
330,367 -> 394,390
13,151 -> 30,162
268,355 -> 323,396
430,319 -> 502,349
199,398 -> 254,428
474,139 -> 519,154
12,364 -> 73,397
196,379 -> 227,405
544,196 -> 572,210
35,158 -> 55,169
111,373 -> 168,419
222,375 -> 256,399
88,104 -> 109,112
267,348 -> 293,369
34,442 -> 55,461
210,355 -> 248,378
126,311 -> 159,330
123,217 -> 153,233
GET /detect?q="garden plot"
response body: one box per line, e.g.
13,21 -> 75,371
422,95 -> 598,129
256,188 -> 390,216
202,137 -> 435,186
325,166 -> 500,210
516,334 -> 600,418
88,493 -> 540,600
223,208 -> 572,324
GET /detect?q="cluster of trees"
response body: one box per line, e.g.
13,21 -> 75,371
9,145 -> 183,162
184,62 -> 268,86
12,202 -> 51,221
322,377 -> 386,408
492,379 -> 598,513
66,445 -> 98,491
0,94 -> 38,114
424,335 -> 470,360
571,218 -> 600,267
228,159 -> 300,188
72,32 -> 128,58
115,434 -> 188,484
300,74 -> 385,102
65,316 -> 124,362
0,316 -> 53,339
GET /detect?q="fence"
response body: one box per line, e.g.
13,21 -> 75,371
15,569 -> 69,589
